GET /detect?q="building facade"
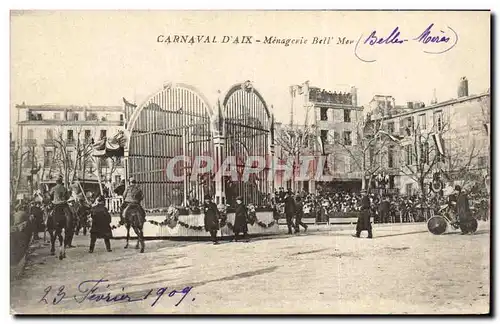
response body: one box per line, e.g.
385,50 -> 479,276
368,78 -> 490,196
15,104 -> 126,195
287,81 -> 365,193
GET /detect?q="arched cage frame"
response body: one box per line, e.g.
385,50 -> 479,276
124,81 -> 273,210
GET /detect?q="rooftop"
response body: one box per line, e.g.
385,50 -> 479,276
371,92 -> 489,121
15,104 -> 123,112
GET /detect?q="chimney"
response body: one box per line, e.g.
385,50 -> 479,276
350,86 -> 358,107
458,77 -> 469,98
431,88 -> 438,104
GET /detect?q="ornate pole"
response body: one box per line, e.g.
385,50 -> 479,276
213,92 -> 226,205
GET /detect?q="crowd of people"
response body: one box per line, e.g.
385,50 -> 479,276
308,88 -> 353,105
273,186 -> 490,225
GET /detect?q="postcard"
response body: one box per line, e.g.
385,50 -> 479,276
10,10 -> 490,315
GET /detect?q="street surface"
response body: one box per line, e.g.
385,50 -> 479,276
11,222 -> 490,314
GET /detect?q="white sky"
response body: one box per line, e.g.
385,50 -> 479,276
10,10 -> 490,134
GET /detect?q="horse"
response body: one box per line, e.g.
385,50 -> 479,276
122,203 -> 145,253
44,202 -> 75,260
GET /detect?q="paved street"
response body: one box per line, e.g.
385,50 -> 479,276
11,222 -> 490,315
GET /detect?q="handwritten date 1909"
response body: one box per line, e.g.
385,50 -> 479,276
39,279 -> 194,308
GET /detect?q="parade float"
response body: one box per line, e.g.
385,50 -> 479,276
97,81 -> 279,238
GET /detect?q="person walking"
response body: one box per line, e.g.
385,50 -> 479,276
378,195 -> 390,224
284,189 -> 296,234
353,190 -> 373,238
454,185 -> 476,234
203,195 -> 220,244
89,196 -> 113,253
294,196 -> 308,234
233,196 -> 249,242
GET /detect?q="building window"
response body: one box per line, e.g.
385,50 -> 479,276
344,109 -> 351,123
387,122 -> 395,134
405,117 -> 414,135
67,130 -> 74,142
320,108 -> 328,121
66,150 -> 73,165
405,145 -> 413,165
434,110 -> 444,132
388,146 -> 395,168
343,131 -> 352,146
46,129 -> 53,139
345,156 -> 351,172
84,130 -> 91,141
100,130 -> 107,139
73,113 -> 79,121
27,129 -> 34,139
419,114 -> 426,130
406,183 -> 413,196
320,130 -> 328,142
423,142 -> 429,164
53,113 -> 60,120
44,150 -> 53,167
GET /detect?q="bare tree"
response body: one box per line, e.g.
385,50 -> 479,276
330,117 -> 392,191
274,104 -> 315,190
398,124 -> 442,198
10,144 -> 30,202
52,127 -> 95,187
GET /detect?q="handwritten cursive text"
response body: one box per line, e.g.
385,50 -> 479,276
39,279 -> 194,308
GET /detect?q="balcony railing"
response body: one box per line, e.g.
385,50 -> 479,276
105,196 -> 123,214
44,139 -> 55,146
24,139 -> 37,147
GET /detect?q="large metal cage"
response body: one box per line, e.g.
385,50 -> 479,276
222,82 -> 272,206
124,81 -> 273,210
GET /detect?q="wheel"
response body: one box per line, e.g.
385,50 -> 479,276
462,218 -> 479,233
427,216 -> 448,235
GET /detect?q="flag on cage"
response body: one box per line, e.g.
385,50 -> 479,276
92,131 -> 126,157
431,132 -> 445,156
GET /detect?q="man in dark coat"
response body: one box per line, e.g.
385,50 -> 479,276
284,189 -> 296,234
294,196 -> 308,234
353,191 -> 373,238
203,194 -> 220,244
29,201 -> 45,240
89,196 -> 113,253
277,187 -> 286,203
378,195 -> 390,223
454,185 -> 475,234
233,196 -> 249,242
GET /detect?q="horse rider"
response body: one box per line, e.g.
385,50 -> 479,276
121,177 -> 146,224
50,176 -> 75,247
